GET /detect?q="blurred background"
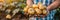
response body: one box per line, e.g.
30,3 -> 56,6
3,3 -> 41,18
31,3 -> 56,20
0,0 -> 29,20
0,0 -> 60,20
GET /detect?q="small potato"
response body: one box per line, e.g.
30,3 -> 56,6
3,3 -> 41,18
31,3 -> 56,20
23,6 -> 29,12
43,10 -> 47,14
38,2 -> 46,10
23,7 -> 28,12
33,4 -> 38,9
28,8 -> 35,15
6,14 -> 11,19
39,5 -> 46,10
35,8 -> 42,14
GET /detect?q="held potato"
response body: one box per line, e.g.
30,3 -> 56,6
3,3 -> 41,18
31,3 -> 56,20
35,8 -> 42,14
43,10 -> 47,14
23,7 -> 28,13
39,5 -> 46,10
28,8 -> 35,15
38,2 -> 46,10
33,4 -> 38,9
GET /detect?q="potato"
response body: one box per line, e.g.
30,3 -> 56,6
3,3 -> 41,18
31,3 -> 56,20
43,10 -> 47,14
28,8 -> 35,15
33,4 -> 38,9
6,14 -> 11,19
35,8 -> 42,14
39,5 -> 46,9
38,2 -> 46,10
23,7 -> 28,12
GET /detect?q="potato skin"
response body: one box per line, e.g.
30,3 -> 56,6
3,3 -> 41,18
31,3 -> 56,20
28,8 -> 35,15
43,10 -> 47,14
35,8 -> 42,15
38,2 -> 46,10
23,6 -> 29,13
33,4 -> 38,9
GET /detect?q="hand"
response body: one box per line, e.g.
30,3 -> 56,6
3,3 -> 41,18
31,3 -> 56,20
47,7 -> 50,11
26,0 -> 33,6
47,0 -> 60,11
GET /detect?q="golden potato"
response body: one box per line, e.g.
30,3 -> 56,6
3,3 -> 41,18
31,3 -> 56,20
33,4 -> 38,9
39,5 -> 45,9
38,2 -> 46,10
23,7 -> 28,12
35,8 -> 42,14
6,14 -> 11,19
28,8 -> 35,15
23,8 -> 28,12
43,10 -> 47,14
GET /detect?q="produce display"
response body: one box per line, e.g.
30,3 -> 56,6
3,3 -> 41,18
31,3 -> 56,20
0,0 -> 29,20
23,2 -> 48,17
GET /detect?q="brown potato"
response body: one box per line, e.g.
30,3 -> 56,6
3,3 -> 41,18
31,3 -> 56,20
6,14 -> 11,19
43,10 -> 47,14
28,8 -> 35,15
35,8 -> 42,14
33,4 -> 38,9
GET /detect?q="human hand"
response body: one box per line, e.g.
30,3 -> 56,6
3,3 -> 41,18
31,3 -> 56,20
26,0 -> 33,6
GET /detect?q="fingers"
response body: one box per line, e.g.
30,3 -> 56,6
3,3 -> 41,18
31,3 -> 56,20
26,0 -> 33,6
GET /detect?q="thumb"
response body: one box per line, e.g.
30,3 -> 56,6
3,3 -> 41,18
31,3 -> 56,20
47,6 -> 51,11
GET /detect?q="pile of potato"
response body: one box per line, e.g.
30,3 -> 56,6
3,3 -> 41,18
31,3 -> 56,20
23,2 -> 48,17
